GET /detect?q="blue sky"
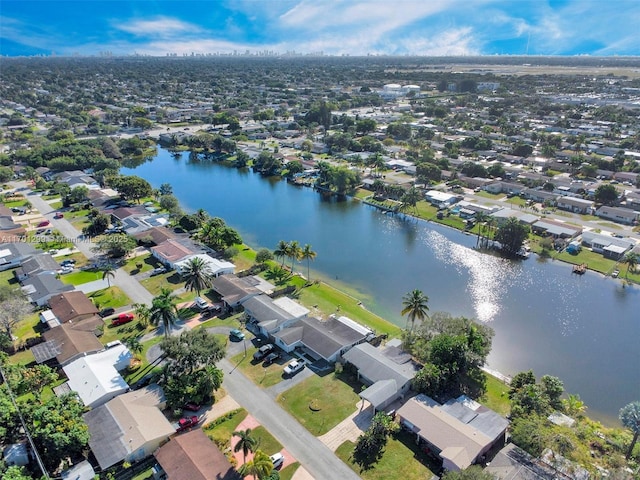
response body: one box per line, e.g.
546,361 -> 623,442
2,0 -> 639,57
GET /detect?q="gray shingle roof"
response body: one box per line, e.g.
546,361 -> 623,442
342,343 -> 418,387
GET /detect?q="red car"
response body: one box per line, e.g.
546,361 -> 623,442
175,415 -> 199,432
111,313 -> 134,326
183,402 -> 201,412
37,220 -> 50,227
54,212 -> 64,219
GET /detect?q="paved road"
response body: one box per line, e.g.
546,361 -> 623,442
26,188 -> 154,305
219,357 -> 360,480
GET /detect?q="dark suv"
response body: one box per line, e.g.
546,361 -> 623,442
253,343 -> 274,361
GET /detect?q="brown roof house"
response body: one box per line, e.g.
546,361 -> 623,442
31,323 -> 103,366
211,274 -> 262,309
397,394 -> 508,472
151,239 -> 198,270
49,291 -> 99,323
154,429 -> 240,480
84,385 -> 175,470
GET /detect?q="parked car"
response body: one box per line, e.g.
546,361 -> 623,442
111,313 -> 134,326
194,296 -> 208,309
183,402 -> 201,412
150,266 -> 167,276
253,343 -> 274,361
263,352 -> 281,366
54,212 -> 64,219
283,360 -> 305,376
270,452 -> 284,469
98,307 -> 115,318
174,415 -> 199,432
229,329 -> 245,341
60,259 -> 76,267
59,266 -> 73,274
37,220 -> 50,227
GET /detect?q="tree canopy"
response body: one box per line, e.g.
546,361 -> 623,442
494,217 -> 529,255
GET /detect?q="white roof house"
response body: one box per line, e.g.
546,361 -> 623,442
174,253 -> 235,277
425,190 -> 460,206
63,343 -> 131,409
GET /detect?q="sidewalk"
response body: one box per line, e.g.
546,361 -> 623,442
317,400 -> 372,451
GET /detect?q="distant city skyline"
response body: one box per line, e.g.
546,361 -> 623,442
1,0 -> 639,58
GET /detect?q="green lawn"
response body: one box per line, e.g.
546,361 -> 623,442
233,244 -> 257,271
475,190 -> 503,199
251,425 -> 283,456
479,373 -> 511,417
87,286 -> 131,309
279,463 -> 300,480
0,269 -> 19,288
335,430 -> 436,480
55,251 -> 90,268
296,281 -> 402,338
59,269 -> 103,285
49,201 -> 63,210
123,336 -> 164,384
203,408 -> 249,450
277,372 -> 362,436
122,253 -> 155,275
555,248 -> 617,274
13,312 -> 42,343
230,348 -> 288,388
506,196 -> 527,207
140,271 -> 184,295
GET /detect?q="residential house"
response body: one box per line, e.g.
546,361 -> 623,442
62,342 -> 132,408
613,171 -> 638,185
84,385 -> 175,470
132,226 -> 178,246
49,291 -> 99,323
459,176 -> 494,190
151,239 -> 199,270
581,231 -> 635,260
174,253 -> 235,277
397,394 -> 508,472
0,209 -> 27,242
484,181 -> 526,195
424,190 -> 460,207
110,206 -> 148,225
210,274 -> 262,309
490,209 -> 538,226
0,242 -> 38,271
556,197 -> 594,214
243,294 -> 309,336
342,340 -> 419,413
624,191 -> 640,210
521,188 -> 558,204
31,323 -> 103,366
531,219 -> 582,239
484,443 -> 558,480
14,252 -> 60,281
21,273 -> 75,306
154,429 -> 240,480
273,315 -> 374,362
595,205 -> 638,225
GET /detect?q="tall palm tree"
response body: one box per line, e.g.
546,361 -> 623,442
624,252 -> 638,278
288,240 -> 302,273
238,450 -> 273,480
182,256 -> 213,296
620,401 -> 640,459
401,289 -> 430,331
150,288 -> 179,338
101,264 -> 116,288
300,244 -> 317,282
274,240 -> 289,267
232,428 -> 258,465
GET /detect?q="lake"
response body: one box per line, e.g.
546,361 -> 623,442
123,149 -> 640,424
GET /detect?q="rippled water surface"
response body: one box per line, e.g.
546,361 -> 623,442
124,149 -> 640,423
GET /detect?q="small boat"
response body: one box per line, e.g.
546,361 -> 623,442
612,270 -> 619,278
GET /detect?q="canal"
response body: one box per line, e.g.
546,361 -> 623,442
123,149 -> 640,424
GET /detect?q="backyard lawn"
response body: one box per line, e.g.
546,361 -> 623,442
335,430 -> 436,480
121,253 -> 155,275
479,373 -> 511,417
277,372 -> 361,436
140,271 -> 184,296
59,269 -> 103,285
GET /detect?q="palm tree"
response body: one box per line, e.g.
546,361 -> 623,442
125,336 -> 143,358
150,288 -> 179,338
237,450 -> 273,480
232,428 -> 258,465
401,289 -> 430,331
624,252 -> 638,278
274,240 -> 289,267
132,303 -> 151,328
300,244 -> 317,282
619,401 -> 640,459
101,264 -> 116,288
182,256 -> 213,296
288,240 -> 302,273
562,394 -> 587,417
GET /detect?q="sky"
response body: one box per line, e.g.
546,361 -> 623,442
1,0 -> 639,57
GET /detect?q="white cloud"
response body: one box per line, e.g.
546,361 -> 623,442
114,16 -> 202,38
